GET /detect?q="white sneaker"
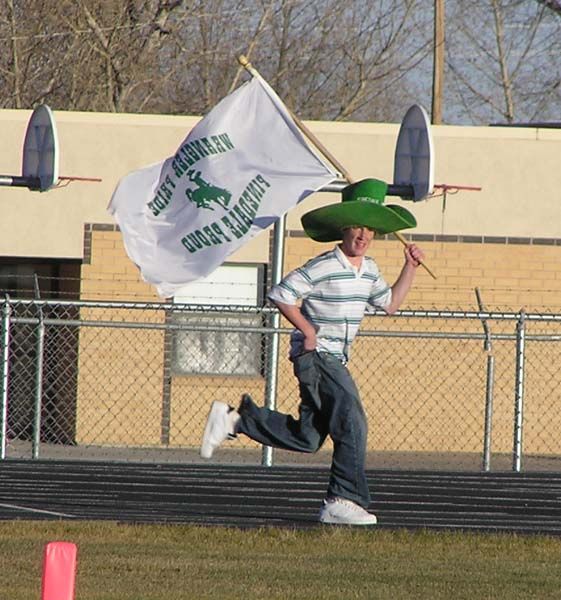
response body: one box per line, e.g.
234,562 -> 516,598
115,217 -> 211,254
200,401 -> 241,459
318,497 -> 377,525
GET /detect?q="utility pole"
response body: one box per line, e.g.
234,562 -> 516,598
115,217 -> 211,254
432,0 -> 445,124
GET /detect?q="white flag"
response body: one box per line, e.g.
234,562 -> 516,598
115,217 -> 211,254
108,77 -> 337,298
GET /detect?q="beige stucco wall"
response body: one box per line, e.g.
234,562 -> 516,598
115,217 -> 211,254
0,109 -> 269,262
291,121 -> 561,239
1,108 -> 560,263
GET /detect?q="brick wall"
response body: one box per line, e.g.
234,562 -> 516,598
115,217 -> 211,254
75,225 -> 561,452
81,225 -> 160,302
285,231 -> 561,312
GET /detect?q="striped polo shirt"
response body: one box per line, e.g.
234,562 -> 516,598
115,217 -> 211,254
268,245 -> 392,362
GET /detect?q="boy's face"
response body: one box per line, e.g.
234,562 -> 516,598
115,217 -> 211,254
340,226 -> 375,258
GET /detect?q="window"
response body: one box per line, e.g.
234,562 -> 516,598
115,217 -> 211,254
0,259 -> 80,443
171,264 -> 265,376
0,259 -> 80,299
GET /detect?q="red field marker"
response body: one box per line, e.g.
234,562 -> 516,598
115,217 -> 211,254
41,541 -> 77,600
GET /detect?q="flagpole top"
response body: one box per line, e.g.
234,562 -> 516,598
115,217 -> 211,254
237,55 -> 258,78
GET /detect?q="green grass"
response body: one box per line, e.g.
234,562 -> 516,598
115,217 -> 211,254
1,521 -> 561,599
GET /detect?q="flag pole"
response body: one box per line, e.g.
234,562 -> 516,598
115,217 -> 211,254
237,55 -> 437,280
238,55 -> 348,181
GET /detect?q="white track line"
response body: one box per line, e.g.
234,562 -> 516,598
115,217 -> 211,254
0,503 -> 76,518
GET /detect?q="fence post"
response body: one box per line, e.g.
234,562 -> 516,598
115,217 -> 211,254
33,295 -> 46,459
512,310 -> 526,472
476,289 -> 494,472
482,353 -> 495,472
262,215 -> 286,467
1,296 -> 11,460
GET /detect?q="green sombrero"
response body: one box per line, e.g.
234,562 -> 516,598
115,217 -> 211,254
301,178 -> 416,242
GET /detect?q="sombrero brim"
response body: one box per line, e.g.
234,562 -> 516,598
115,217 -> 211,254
301,201 -> 417,242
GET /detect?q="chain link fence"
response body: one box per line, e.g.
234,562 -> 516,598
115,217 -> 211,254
2,297 -> 561,471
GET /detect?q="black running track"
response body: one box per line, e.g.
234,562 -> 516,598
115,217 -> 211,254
1,460 -> 561,535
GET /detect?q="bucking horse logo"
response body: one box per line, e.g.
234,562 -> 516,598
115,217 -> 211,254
185,170 -> 232,210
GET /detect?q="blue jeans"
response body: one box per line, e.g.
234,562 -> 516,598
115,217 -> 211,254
237,351 -> 371,508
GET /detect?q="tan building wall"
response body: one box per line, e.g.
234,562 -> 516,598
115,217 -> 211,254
76,308 -> 165,446
2,107 -> 560,454
77,226 -> 561,454
2,108 -> 561,258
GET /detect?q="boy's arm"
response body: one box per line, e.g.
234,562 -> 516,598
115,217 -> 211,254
386,244 -> 424,314
271,300 -> 317,351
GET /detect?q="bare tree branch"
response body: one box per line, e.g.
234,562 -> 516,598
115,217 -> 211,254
0,0 -> 558,125
535,0 -> 561,16
446,0 -> 561,123
491,0 -> 514,122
